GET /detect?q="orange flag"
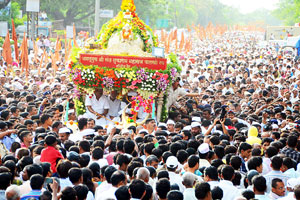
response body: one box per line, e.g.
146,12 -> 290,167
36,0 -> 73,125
73,23 -> 79,48
65,33 -> 68,63
165,33 -> 170,54
2,31 -> 12,66
20,32 -> 29,76
184,36 -> 191,54
179,31 -> 185,50
173,29 -> 177,41
54,36 -> 61,62
161,29 -> 165,44
175,32 -> 178,50
50,51 -> 58,72
33,41 -> 38,63
11,19 -> 19,62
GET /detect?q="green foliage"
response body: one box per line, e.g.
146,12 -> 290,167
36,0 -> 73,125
17,0 -> 281,31
0,2 -> 26,27
273,0 -> 300,25
54,30 -> 66,36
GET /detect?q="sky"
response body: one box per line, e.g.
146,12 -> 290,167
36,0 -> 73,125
219,0 -> 280,14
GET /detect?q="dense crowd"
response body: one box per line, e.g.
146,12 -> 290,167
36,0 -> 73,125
0,31 -> 300,200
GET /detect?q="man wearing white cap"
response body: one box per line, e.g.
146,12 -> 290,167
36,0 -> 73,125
166,119 -> 175,132
166,156 -> 185,192
58,127 -> 71,144
198,143 -> 211,168
191,122 -> 201,136
65,109 -> 79,134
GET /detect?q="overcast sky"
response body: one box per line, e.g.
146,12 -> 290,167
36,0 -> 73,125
219,0 -> 280,14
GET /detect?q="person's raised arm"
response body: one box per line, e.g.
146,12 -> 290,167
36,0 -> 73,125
204,118 -> 219,136
105,127 -> 116,148
50,178 -> 58,200
220,118 -> 228,136
0,130 -> 16,140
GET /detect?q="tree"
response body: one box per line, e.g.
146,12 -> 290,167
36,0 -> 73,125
0,1 -> 26,27
17,0 -> 281,30
273,0 -> 300,25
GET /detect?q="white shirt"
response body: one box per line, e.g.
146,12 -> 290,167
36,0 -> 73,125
278,192 -> 295,200
18,181 -> 31,196
85,94 -> 110,116
265,170 -> 290,193
95,181 -> 112,200
208,181 -> 219,189
284,168 -> 300,179
222,87 -> 234,95
183,188 -> 197,200
97,186 -> 117,200
199,159 -> 211,168
166,87 -> 187,109
168,171 -> 185,193
107,97 -> 121,118
263,157 -> 272,174
218,180 -> 240,200
255,194 -> 271,200
59,178 -> 73,191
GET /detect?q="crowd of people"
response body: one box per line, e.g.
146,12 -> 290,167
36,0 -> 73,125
0,30 -> 300,200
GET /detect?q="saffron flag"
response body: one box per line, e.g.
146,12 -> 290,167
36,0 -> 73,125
2,31 -> 12,66
33,41 -> 38,63
54,36 -> 61,63
73,23 -> 79,48
65,33 -> 68,63
173,29 -> 177,41
20,32 -> 29,76
11,19 -> 19,62
50,51 -> 58,72
179,31 -> 185,50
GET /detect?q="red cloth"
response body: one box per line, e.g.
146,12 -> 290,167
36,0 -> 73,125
40,146 -> 63,173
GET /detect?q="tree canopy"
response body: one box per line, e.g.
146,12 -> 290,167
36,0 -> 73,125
14,0 -> 281,30
273,0 -> 300,26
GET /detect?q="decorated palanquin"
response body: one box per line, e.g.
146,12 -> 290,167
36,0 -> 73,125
68,0 -> 181,122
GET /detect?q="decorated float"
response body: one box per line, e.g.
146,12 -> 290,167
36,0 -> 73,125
68,0 -> 181,123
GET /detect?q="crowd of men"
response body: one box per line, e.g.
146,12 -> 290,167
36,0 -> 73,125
0,30 -> 300,200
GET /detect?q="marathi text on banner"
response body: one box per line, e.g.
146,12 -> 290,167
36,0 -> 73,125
79,54 -> 167,70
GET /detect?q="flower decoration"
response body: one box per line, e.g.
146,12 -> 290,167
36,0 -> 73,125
95,1 -> 158,53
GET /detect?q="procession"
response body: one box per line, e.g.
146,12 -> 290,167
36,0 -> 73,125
1,0 -> 300,200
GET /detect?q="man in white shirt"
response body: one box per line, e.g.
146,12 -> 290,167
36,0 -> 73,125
218,165 -> 240,200
204,166 -> 220,189
166,156 -> 185,192
269,178 -> 285,200
265,156 -> 290,193
166,77 -> 199,110
107,90 -> 121,121
282,157 -> 300,179
253,175 -> 269,200
85,88 -> 110,126
95,166 -> 116,199
182,172 -> 197,200
222,81 -> 234,95
98,171 -> 127,200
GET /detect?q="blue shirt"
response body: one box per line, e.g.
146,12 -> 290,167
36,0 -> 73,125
21,190 -> 42,200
